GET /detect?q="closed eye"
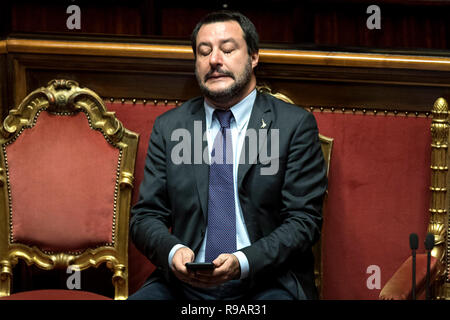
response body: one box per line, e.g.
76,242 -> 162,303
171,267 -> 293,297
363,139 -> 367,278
198,44 -> 212,56
223,48 -> 234,55
221,43 -> 236,55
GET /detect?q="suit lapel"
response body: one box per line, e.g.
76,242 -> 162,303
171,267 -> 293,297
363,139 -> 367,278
189,99 -> 209,220
237,93 -> 273,187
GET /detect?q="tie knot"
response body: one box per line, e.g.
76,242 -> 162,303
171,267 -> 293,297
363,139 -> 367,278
214,109 -> 233,128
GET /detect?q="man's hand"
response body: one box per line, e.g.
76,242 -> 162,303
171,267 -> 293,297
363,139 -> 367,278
171,247 -> 196,285
190,254 -> 241,288
172,249 -> 241,288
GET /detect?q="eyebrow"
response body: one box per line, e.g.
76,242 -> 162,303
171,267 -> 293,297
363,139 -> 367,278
197,38 -> 239,49
220,38 -> 239,46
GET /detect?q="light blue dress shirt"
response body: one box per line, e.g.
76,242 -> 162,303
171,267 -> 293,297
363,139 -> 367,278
168,89 -> 256,279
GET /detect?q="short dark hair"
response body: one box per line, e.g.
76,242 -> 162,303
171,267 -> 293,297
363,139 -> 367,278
191,10 -> 259,58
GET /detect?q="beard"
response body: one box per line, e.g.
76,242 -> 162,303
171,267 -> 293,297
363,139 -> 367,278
195,57 -> 253,105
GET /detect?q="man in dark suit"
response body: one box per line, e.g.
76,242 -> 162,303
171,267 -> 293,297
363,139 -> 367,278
129,10 -> 327,300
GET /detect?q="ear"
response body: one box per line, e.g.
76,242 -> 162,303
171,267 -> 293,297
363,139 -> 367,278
251,51 -> 259,69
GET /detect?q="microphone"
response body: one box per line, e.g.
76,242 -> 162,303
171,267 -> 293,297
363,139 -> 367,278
409,233 -> 419,300
424,233 -> 435,300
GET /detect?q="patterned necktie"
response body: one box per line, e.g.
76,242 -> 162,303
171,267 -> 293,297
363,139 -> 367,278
205,109 -> 236,262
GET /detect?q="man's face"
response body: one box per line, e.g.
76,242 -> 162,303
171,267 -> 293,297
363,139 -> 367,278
194,21 -> 259,107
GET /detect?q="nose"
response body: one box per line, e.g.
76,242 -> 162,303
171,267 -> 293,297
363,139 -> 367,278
209,48 -> 223,67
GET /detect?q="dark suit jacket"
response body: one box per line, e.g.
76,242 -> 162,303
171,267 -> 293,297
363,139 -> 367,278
130,92 -> 327,299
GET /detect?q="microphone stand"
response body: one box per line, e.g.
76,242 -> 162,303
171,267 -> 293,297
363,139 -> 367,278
426,249 -> 431,300
412,248 -> 416,300
409,233 -> 418,300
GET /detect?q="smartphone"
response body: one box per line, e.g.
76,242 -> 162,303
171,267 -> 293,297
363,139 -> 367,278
185,262 -> 215,271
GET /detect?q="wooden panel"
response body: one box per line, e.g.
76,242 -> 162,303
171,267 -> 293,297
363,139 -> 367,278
6,1 -> 450,50
0,3 -> 9,38
313,1 -> 449,49
26,67 -> 201,101
262,79 -> 450,111
6,39 -> 450,71
6,52 -> 198,109
2,38 -> 450,120
6,39 -> 194,60
11,2 -> 143,35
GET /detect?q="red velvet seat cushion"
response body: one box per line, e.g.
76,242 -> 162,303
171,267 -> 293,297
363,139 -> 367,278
0,289 -> 111,300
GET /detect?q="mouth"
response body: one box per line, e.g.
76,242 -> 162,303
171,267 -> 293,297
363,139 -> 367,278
204,70 -> 234,82
208,74 -> 228,80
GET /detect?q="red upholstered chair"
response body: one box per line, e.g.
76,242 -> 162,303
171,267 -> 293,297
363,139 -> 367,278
258,85 -> 333,299
379,97 -> 448,300
0,80 -> 139,300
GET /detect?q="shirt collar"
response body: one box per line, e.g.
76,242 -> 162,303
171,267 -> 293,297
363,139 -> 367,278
204,89 -> 256,132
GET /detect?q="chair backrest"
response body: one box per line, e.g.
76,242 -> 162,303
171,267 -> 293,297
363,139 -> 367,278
0,79 -> 139,299
256,84 -> 333,299
429,96 -> 449,299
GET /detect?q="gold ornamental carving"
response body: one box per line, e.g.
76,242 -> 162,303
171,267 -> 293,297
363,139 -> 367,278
1,79 -> 124,144
0,80 -> 139,300
429,97 -> 450,299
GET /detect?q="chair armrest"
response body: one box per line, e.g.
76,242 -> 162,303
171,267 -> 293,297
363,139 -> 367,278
379,254 -> 439,300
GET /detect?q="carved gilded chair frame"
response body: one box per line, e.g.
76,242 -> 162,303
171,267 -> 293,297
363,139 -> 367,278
0,79 -> 139,300
257,85 -> 333,299
429,97 -> 450,299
